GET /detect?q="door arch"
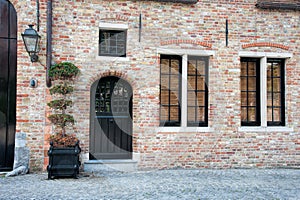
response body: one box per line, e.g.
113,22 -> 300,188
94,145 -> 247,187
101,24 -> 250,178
90,76 -> 133,159
0,0 -> 17,171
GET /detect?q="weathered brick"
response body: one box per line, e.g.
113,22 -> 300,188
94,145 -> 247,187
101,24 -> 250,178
9,0 -> 300,171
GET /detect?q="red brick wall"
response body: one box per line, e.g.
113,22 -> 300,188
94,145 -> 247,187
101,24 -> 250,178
11,0 -> 300,171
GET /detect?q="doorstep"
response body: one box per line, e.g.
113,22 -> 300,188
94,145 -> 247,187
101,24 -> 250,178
84,159 -> 138,173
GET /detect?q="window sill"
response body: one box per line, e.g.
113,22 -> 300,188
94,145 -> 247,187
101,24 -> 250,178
157,127 -> 214,133
238,126 -> 293,132
96,56 -> 130,62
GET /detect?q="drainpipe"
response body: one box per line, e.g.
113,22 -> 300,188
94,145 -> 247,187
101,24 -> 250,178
46,0 -> 52,87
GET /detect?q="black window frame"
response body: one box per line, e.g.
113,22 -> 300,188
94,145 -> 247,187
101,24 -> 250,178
99,29 -> 127,57
267,58 -> 285,126
159,55 -> 182,126
241,57 -> 261,126
187,56 -> 209,127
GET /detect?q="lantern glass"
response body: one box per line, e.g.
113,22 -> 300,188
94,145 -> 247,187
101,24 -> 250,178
21,25 -> 41,62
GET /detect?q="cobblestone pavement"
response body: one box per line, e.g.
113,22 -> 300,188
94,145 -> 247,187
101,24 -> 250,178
0,169 -> 300,200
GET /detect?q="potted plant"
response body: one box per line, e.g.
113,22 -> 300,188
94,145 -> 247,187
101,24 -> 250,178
47,62 -> 81,179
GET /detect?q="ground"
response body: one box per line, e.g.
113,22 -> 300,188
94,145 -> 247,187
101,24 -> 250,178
0,169 -> 299,199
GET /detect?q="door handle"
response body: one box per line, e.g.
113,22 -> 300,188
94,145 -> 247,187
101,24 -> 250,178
109,119 -> 114,123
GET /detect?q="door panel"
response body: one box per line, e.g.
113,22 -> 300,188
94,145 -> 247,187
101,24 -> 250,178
90,76 -> 132,159
0,0 -> 17,171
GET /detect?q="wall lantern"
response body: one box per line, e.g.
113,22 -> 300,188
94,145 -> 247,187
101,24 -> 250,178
21,25 -> 41,62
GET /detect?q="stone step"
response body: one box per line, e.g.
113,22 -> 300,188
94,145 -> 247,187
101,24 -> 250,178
84,160 -> 137,173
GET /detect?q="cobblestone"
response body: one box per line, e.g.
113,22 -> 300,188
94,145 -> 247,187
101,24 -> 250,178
0,169 -> 299,200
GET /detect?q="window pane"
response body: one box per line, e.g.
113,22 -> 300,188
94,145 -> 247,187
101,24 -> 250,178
273,63 -> 281,76
267,107 -> 273,121
170,92 -> 179,105
197,77 -> 205,91
197,60 -> 205,75
160,75 -> 169,89
170,106 -> 179,121
241,107 -> 247,121
267,93 -> 272,106
273,108 -> 281,121
241,77 -> 247,91
267,78 -> 272,92
248,107 -> 256,121
267,62 -> 273,77
188,60 -> 196,74
197,92 -> 205,106
241,92 -> 247,106
187,107 -> 196,122
170,75 -> 180,90
248,77 -> 256,91
248,62 -> 256,76
171,59 -> 180,73
187,92 -> 196,106
160,106 -> 169,121
197,107 -> 205,122
273,93 -> 281,107
241,62 -> 247,76
273,78 -> 281,92
161,59 -> 169,74
248,92 -> 256,106
160,90 -> 169,105
187,76 -> 196,90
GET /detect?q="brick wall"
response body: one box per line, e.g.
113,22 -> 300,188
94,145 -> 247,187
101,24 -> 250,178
11,0 -> 300,171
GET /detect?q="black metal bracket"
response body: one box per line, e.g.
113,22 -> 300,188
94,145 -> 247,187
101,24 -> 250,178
226,19 -> 228,47
139,14 -> 142,42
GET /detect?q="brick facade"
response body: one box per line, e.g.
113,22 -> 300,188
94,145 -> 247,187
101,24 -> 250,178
10,0 -> 300,171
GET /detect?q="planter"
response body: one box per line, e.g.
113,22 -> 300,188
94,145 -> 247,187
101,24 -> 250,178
47,142 -> 81,179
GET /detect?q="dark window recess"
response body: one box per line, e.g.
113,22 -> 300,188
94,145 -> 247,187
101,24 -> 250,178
241,58 -> 261,126
256,0 -> 300,11
99,30 -> 126,57
267,58 -> 285,126
160,55 -> 182,126
187,56 -> 209,127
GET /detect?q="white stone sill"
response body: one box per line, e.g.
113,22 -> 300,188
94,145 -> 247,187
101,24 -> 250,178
156,127 -> 293,133
238,127 -> 294,132
157,127 -> 214,133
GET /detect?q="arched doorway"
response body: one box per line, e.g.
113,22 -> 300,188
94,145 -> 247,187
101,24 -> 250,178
0,0 -> 17,171
90,76 -> 133,159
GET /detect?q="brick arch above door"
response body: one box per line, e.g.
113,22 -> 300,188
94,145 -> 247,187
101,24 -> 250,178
87,70 -> 137,91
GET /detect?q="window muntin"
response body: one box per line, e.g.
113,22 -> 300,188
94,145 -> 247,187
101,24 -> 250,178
160,55 -> 182,126
267,58 -> 285,126
159,55 -> 209,127
187,56 -> 208,126
241,58 -> 261,126
99,30 -> 126,57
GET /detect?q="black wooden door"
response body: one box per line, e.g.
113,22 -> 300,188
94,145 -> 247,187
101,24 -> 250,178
0,0 -> 17,171
90,76 -> 132,159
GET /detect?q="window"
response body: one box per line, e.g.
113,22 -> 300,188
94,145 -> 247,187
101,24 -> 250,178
241,58 -> 261,126
241,57 -> 285,126
99,30 -> 126,57
267,59 -> 285,126
187,56 -> 209,126
160,54 -> 209,127
160,55 -> 182,126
